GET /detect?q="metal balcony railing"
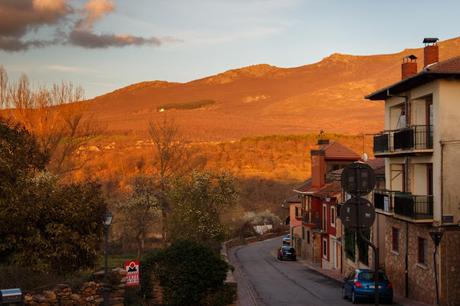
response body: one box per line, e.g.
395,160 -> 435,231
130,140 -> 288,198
373,190 -> 393,213
373,125 -> 433,155
302,213 -> 321,229
393,193 -> 433,221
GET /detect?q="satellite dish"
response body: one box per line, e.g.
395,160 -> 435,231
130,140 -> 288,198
362,153 -> 369,162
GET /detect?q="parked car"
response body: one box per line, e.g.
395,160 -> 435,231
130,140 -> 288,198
282,234 -> 291,245
342,269 -> 393,304
277,245 -> 296,261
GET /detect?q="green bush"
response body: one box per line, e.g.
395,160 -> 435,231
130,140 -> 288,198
140,241 -> 232,306
0,120 -> 107,274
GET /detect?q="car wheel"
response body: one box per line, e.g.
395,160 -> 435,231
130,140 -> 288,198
341,287 -> 347,299
351,291 -> 358,304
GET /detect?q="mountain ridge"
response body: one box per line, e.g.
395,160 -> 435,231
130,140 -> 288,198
87,36 -> 460,141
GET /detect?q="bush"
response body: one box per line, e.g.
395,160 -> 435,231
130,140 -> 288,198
140,241 -> 232,306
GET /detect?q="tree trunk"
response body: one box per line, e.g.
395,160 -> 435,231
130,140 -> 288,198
161,207 -> 168,245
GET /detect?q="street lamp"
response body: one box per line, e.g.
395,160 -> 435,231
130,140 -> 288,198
103,210 -> 113,306
430,229 -> 444,305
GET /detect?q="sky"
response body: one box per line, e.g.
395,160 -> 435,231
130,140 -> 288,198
1,0 -> 460,98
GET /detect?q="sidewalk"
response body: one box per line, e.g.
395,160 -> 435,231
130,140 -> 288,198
297,259 -> 431,306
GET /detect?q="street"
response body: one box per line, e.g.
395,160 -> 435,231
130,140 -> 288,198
229,236 -> 393,306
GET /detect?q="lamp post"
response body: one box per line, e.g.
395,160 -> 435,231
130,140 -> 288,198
102,210 -> 113,306
430,229 -> 444,305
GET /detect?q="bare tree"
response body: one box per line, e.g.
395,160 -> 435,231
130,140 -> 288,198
8,73 -> 103,177
148,116 -> 205,243
0,65 -> 8,109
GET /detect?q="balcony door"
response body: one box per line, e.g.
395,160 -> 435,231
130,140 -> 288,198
427,164 -> 433,196
426,97 -> 433,148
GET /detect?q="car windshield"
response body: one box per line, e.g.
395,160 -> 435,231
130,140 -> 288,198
282,246 -> 294,251
358,272 -> 388,281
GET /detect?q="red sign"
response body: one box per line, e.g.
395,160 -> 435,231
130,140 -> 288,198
124,260 -> 140,287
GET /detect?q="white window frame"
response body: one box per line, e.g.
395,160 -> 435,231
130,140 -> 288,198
330,206 -> 336,227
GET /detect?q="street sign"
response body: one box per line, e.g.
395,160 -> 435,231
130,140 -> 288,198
341,162 -> 376,196
340,197 -> 375,229
124,260 -> 140,287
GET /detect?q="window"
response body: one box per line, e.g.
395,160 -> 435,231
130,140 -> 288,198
392,227 -> 399,253
323,205 -> 327,228
330,206 -> 336,227
323,238 -> 328,259
418,237 -> 427,265
307,231 -> 310,244
295,206 -> 301,219
302,226 -> 305,240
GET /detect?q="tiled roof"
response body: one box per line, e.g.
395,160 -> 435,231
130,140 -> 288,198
286,193 -> 301,203
425,55 -> 460,73
311,181 -> 342,198
365,158 -> 384,170
320,142 -> 360,161
366,55 -> 460,100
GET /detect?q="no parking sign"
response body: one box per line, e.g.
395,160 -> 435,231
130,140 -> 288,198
124,260 -> 140,287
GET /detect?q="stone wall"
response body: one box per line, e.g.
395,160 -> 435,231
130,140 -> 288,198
440,230 -> 460,306
384,218 -> 436,304
24,268 -> 127,306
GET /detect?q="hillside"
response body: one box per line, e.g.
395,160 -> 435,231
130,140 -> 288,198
87,37 -> 460,141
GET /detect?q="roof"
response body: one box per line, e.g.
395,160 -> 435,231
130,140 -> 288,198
286,193 -> 301,204
311,181 -> 341,198
293,179 -> 312,193
366,55 -> 460,100
316,141 -> 360,161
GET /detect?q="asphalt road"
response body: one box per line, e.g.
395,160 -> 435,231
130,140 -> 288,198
229,236 -> 388,306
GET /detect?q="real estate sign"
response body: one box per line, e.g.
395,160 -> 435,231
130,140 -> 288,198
124,260 -> 140,287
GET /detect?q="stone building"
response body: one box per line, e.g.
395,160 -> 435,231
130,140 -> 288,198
367,38 -> 460,305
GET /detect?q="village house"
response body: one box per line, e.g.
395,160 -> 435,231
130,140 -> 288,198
366,38 -> 460,305
288,140 -> 360,272
287,140 -> 387,278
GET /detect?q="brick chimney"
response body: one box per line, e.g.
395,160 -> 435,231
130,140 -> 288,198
423,38 -> 439,68
311,149 -> 326,188
401,55 -> 417,79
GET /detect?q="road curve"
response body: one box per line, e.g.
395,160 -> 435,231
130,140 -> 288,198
229,236 -> 375,306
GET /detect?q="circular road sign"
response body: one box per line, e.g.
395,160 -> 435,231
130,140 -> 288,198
340,197 -> 376,230
341,162 -> 376,196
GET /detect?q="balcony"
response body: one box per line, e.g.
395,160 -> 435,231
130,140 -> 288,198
373,125 -> 433,156
393,193 -> 433,222
373,191 -> 393,214
302,212 -> 321,229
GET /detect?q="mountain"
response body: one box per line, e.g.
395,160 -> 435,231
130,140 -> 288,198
88,37 -> 460,141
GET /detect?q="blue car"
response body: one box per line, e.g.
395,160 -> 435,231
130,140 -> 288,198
342,269 -> 393,304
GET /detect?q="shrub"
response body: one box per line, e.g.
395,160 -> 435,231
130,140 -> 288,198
141,241 -> 232,306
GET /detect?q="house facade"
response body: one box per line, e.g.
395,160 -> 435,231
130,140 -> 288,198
289,140 -> 360,272
367,38 -> 460,305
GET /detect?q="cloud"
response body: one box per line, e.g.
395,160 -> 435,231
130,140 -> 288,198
0,36 -> 58,52
0,0 -> 70,51
78,0 -> 114,30
68,30 -> 163,48
44,64 -> 98,73
0,0 -> 178,52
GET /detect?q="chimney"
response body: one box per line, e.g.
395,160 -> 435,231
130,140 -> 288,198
401,55 -> 418,80
311,149 -> 326,188
423,37 -> 439,67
